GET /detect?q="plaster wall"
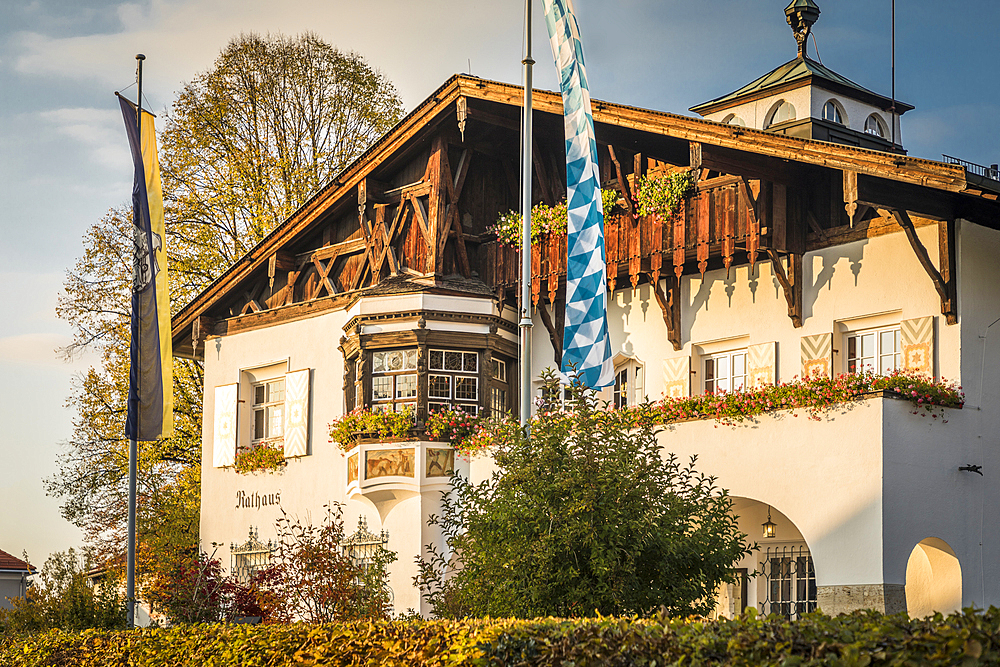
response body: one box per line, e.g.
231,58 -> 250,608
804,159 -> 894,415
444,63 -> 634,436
808,87 -> 898,142
702,86 -> 811,130
530,224 -> 959,401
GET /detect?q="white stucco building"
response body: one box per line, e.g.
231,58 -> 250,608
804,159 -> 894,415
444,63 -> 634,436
173,2 -> 1000,619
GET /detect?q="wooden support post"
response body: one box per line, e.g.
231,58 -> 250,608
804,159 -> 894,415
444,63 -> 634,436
426,136 -> 448,275
689,142 -> 703,172
192,315 -> 215,356
939,219 -> 957,324
766,249 -> 803,327
536,299 -> 562,365
892,209 -> 954,319
651,274 -> 682,351
608,145 -> 635,218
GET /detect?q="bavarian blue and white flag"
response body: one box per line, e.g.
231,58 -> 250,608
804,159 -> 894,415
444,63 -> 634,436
542,0 -> 613,389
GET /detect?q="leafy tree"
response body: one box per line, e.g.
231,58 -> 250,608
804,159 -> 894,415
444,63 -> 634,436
262,504 -> 396,623
50,33 -> 403,590
0,550 -> 125,633
415,372 -> 753,619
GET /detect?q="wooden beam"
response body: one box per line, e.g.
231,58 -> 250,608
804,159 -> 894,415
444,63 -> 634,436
651,275 -> 682,351
192,315 -> 215,356
689,141 -> 702,171
426,136 -> 448,275
536,300 -> 562,365
892,209 -> 953,319
857,173 -> 956,222
939,219 -> 957,324
297,238 -> 365,265
608,145 -> 636,218
766,250 -> 802,328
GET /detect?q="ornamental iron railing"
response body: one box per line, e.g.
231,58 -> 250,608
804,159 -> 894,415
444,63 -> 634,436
230,526 -> 275,585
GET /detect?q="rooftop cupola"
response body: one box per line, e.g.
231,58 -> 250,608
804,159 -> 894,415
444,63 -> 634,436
690,0 -> 910,153
785,0 -> 821,59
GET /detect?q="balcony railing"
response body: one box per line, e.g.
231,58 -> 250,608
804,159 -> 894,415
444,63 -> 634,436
942,154 -> 1000,182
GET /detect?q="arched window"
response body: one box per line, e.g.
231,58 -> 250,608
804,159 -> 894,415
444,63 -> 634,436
765,100 -> 796,128
723,113 -> 746,127
865,114 -> 887,138
822,100 -> 845,125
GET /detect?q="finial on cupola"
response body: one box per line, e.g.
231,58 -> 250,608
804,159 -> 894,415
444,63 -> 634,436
785,0 -> 821,59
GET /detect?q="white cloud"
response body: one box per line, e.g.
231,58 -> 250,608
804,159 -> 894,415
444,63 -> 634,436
38,106 -> 130,170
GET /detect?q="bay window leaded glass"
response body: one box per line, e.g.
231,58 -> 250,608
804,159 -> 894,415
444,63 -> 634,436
428,349 -> 479,415
371,348 -> 417,413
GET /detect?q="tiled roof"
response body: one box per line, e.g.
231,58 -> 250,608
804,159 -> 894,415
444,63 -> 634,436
0,548 -> 34,572
690,56 -> 913,115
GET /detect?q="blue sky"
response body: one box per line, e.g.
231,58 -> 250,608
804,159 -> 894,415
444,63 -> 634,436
0,0 -> 997,565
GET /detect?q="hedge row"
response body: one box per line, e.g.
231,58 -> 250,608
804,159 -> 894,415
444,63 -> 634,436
3,608 -> 999,666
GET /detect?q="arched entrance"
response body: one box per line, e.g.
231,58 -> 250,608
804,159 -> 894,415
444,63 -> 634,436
905,537 -> 962,617
713,498 -> 816,620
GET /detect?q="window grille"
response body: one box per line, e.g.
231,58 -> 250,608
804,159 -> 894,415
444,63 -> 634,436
759,545 -> 817,620
705,350 -> 746,394
341,517 -> 393,606
230,527 -> 274,585
250,379 -> 284,450
370,348 -> 418,413
847,327 -> 900,375
426,349 -> 480,415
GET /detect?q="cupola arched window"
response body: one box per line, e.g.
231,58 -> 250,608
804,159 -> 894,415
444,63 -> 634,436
822,100 -> 845,125
865,114 -> 887,138
765,100 -> 796,128
723,113 -> 746,127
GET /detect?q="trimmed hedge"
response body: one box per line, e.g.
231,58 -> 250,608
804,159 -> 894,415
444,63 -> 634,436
2,608 -> 999,666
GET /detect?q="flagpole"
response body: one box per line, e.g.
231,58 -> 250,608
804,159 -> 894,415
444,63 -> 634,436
519,0 -> 534,428
126,52 -> 144,630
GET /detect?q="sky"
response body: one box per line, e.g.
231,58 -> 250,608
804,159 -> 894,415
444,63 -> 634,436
0,0 -> 997,568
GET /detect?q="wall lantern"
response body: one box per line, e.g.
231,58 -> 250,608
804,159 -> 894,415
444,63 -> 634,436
762,506 -> 777,539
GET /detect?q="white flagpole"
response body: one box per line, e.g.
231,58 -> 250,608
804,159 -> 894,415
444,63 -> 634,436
519,0 -> 534,428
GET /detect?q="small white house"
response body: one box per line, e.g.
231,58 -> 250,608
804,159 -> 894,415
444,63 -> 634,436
0,548 -> 34,610
172,2 -> 1000,619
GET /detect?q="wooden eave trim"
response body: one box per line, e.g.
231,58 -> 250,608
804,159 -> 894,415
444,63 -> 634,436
691,77 -> 913,117
460,79 -> 966,192
343,310 -> 518,335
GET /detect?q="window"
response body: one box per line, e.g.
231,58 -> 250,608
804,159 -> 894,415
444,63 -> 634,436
612,358 -> 644,409
491,358 -> 509,416
723,113 -> 746,127
705,349 -> 747,394
846,327 -> 900,374
822,100 -> 844,124
759,546 -> 816,620
427,349 -> 480,415
765,100 -> 796,128
371,349 -> 417,413
251,378 -> 284,446
865,113 -> 887,137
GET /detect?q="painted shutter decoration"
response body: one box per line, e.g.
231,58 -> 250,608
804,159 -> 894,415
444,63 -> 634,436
213,384 -> 238,468
747,342 -> 777,387
663,356 -> 690,398
283,369 -> 311,458
801,333 -> 832,379
901,316 -> 935,375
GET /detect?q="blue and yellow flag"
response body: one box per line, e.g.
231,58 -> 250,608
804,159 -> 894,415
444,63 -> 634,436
542,0 -> 614,389
120,96 -> 172,440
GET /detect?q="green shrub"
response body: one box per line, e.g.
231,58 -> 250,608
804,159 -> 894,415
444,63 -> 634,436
2,608 -> 999,666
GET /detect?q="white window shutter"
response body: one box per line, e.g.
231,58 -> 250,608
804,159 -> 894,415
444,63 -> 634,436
663,356 -> 690,398
284,369 -> 311,458
213,384 -> 238,468
747,342 -> 777,387
901,317 -> 934,375
801,333 -> 832,379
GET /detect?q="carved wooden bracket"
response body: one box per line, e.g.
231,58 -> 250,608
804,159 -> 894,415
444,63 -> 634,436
536,299 -> 564,365
651,274 -> 682,351
766,249 -> 803,328
892,209 -> 957,324
608,145 -> 635,218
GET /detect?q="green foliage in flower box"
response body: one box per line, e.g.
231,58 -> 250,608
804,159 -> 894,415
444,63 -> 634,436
490,189 -> 622,248
635,169 -> 696,219
234,443 -> 285,474
3,607 -> 999,666
329,407 -> 414,451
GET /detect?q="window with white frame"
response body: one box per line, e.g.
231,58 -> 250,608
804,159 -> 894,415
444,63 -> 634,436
490,357 -> 509,416
704,349 -> 747,394
613,358 -> 644,409
371,349 -> 418,413
865,113 -> 887,138
846,326 -> 900,374
428,349 -> 479,415
822,100 -> 844,125
765,100 -> 796,128
251,378 -> 284,447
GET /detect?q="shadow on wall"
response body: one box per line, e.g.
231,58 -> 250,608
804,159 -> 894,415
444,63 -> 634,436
905,537 -> 962,618
805,239 -> 868,322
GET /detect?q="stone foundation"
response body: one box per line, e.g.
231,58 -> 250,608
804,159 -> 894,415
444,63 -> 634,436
817,584 -> 907,615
